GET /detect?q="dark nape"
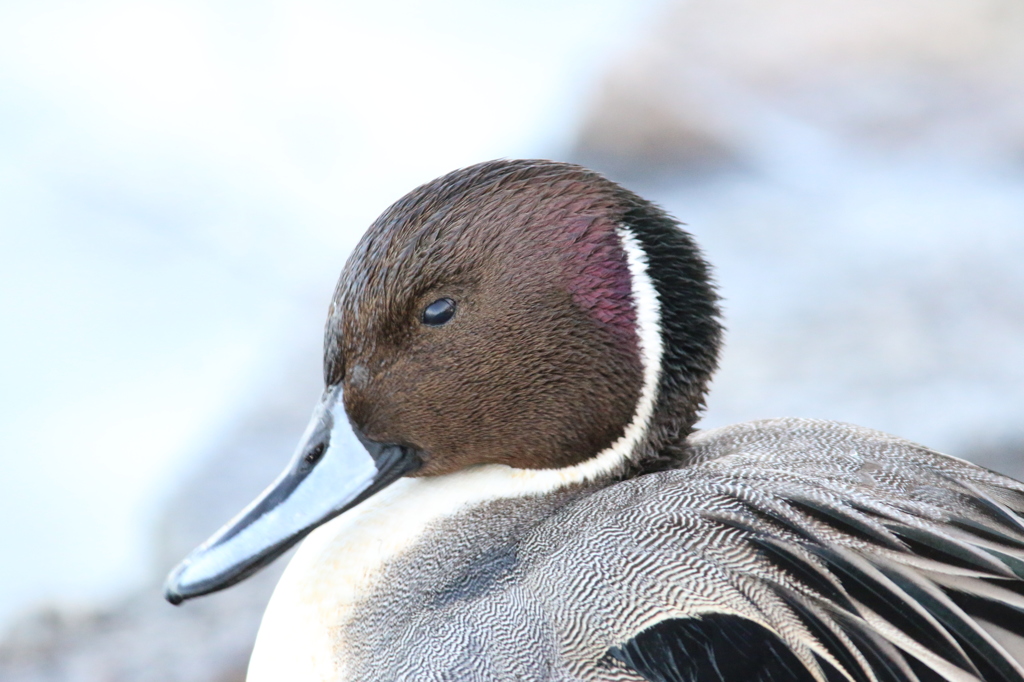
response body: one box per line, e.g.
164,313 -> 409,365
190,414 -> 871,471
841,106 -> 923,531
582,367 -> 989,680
614,186 -> 723,472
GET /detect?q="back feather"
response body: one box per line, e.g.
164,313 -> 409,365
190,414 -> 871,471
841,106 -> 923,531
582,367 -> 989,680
604,419 -> 1024,682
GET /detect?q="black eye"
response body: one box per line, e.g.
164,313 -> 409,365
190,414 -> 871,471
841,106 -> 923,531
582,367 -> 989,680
422,298 -> 456,326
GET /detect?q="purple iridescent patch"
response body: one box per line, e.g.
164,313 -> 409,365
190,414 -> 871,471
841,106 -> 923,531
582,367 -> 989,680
562,216 -> 638,347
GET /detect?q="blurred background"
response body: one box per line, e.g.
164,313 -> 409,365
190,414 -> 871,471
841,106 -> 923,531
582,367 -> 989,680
0,0 -> 1022,679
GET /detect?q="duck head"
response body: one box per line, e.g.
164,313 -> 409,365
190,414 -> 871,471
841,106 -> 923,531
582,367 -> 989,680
165,160 -> 722,604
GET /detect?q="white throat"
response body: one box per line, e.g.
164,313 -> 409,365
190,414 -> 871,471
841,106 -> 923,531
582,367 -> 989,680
246,226 -> 664,682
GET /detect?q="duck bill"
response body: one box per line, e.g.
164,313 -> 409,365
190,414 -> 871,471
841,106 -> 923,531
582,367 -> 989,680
164,385 -> 421,604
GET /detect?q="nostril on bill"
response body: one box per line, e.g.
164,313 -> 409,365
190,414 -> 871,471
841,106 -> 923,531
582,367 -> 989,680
304,442 -> 326,466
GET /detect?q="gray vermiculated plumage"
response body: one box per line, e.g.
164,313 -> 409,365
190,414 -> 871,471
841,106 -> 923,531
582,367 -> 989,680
340,419 -> 1024,682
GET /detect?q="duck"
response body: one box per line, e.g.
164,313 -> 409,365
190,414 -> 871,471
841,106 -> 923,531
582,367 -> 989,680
165,159 -> 1024,682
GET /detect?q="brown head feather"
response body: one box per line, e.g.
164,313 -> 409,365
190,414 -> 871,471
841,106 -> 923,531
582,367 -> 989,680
324,159 -> 721,476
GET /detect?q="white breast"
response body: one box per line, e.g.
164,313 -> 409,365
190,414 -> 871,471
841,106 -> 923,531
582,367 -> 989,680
246,474 -> 457,682
244,462 -> 621,682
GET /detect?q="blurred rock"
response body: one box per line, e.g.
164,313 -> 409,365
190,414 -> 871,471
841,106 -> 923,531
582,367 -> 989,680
0,306 -> 324,682
647,167 -> 1024,479
0,571 -> 277,682
569,0 -> 1024,480
572,0 -> 1024,180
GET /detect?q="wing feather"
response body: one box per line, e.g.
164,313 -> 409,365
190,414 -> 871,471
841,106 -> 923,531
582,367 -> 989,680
605,420 -> 1024,682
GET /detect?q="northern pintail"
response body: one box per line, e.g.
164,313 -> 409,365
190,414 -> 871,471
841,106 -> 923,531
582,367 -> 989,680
166,159 -> 1024,682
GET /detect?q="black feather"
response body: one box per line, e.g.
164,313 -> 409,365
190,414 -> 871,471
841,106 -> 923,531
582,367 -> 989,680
879,567 -> 1024,682
948,480 -> 1024,534
609,614 -> 815,682
884,524 -> 1016,577
947,516 -> 1024,550
751,536 -> 856,612
772,588 -> 873,682
943,588 -> 1024,639
981,547 -> 1024,579
830,609 -> 926,682
786,497 -> 904,550
903,655 -> 947,682
805,545 -> 977,674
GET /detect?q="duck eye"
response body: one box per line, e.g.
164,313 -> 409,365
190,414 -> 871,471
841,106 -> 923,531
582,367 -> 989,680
422,298 -> 456,326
